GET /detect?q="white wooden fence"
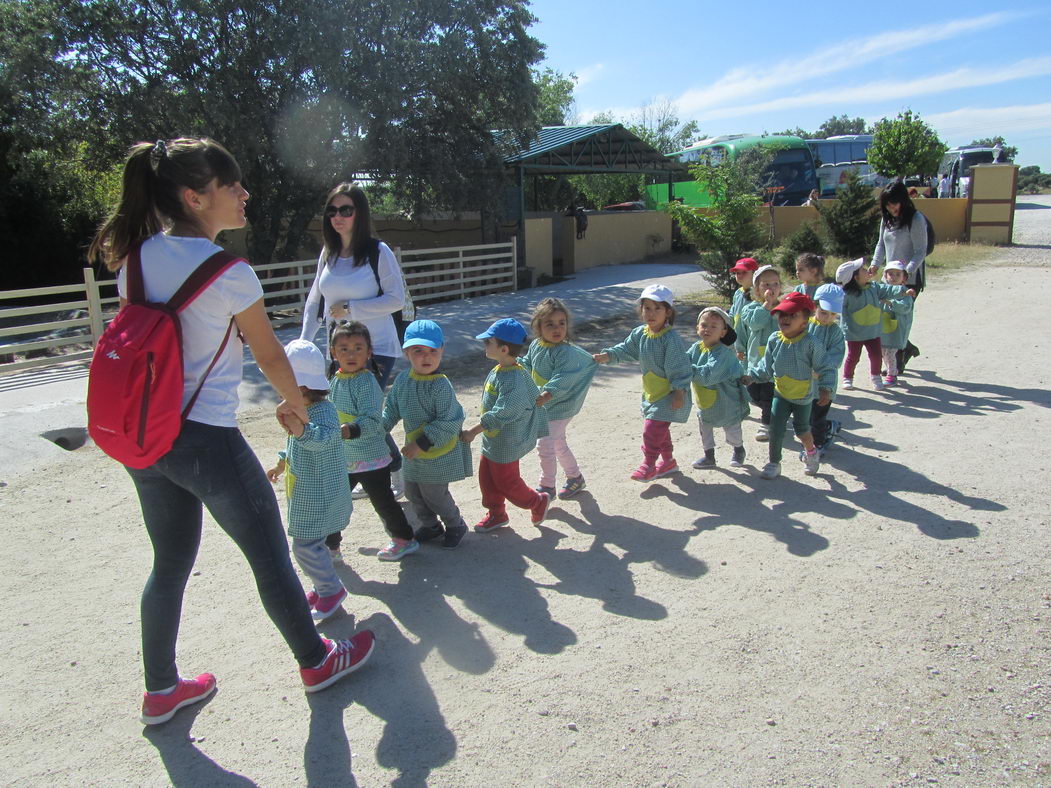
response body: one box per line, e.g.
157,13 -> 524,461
0,239 -> 516,375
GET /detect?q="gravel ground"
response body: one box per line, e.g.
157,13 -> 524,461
2,198 -> 1049,786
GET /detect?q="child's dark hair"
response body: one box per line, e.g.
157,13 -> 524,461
502,340 -> 525,356
637,299 -> 676,326
89,138 -> 242,271
843,273 -> 864,296
530,297 -> 573,342
302,388 -> 328,404
330,320 -> 372,349
795,252 -> 825,279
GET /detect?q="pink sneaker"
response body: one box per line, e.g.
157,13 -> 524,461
306,590 -> 319,610
630,464 -> 657,482
883,375 -> 897,387
141,673 -> 217,725
530,492 -> 551,526
654,458 -> 679,477
311,587 -> 348,621
301,633 -> 375,693
473,512 -> 510,533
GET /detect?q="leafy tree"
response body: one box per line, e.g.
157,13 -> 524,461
967,136 -> 1018,161
819,170 -> 879,258
867,110 -> 947,180
1017,165 -> 1051,194
775,126 -> 812,139
665,148 -> 770,297
534,68 -> 577,126
817,115 -> 869,138
48,0 -> 542,264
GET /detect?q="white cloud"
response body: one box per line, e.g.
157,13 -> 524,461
676,11 -> 1018,116
574,62 -> 606,88
696,57 -> 1051,121
925,102 -> 1051,140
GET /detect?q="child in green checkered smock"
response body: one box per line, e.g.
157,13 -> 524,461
687,307 -> 749,469
837,258 -> 912,392
461,319 -> 552,534
793,252 -> 826,300
747,292 -> 826,480
807,283 -> 847,449
594,284 -> 692,482
327,322 -> 418,563
383,319 -> 472,549
878,262 -> 914,387
728,257 -> 758,332
735,265 -> 782,440
266,340 -> 352,620
519,298 -> 598,500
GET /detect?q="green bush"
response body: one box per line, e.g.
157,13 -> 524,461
819,171 -> 879,259
774,221 -> 824,277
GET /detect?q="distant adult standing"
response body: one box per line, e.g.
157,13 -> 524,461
872,181 -> 926,370
90,139 -> 374,726
300,182 -> 408,496
937,173 -> 951,199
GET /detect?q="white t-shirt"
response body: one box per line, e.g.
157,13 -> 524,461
299,242 -> 405,358
117,233 -> 263,427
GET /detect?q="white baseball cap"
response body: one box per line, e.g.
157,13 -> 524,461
284,339 -> 329,390
884,260 -> 908,272
835,258 -> 866,285
639,283 -> 674,305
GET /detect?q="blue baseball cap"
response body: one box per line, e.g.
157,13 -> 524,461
402,319 -> 444,349
475,318 -> 527,344
814,283 -> 845,314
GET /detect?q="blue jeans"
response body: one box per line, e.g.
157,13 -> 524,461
126,421 -> 326,691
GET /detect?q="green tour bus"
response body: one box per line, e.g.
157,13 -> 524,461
645,134 -> 819,208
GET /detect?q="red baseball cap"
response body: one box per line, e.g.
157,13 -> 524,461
729,257 -> 759,273
771,291 -> 816,315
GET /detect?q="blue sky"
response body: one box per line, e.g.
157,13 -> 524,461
526,0 -> 1051,170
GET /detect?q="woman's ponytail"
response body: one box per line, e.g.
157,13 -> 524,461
89,142 -> 164,271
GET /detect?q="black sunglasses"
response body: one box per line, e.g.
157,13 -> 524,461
325,205 -> 356,218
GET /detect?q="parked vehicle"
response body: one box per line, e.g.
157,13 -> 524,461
939,145 -> 1012,198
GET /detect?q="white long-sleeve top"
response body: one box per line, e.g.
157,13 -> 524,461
299,241 -> 405,358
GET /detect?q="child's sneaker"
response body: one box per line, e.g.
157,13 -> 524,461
870,375 -> 885,391
530,492 -> 551,526
730,446 -> 746,467
306,590 -> 319,610
377,538 -> 419,562
692,449 -> 716,469
760,462 -> 781,480
141,673 -> 217,725
413,523 -> 445,542
312,587 -> 348,620
390,469 -> 405,501
802,449 -> 821,476
351,482 -> 369,500
883,374 -> 897,387
558,475 -> 586,499
534,485 -> 556,498
755,424 -> 770,442
301,633 -> 375,693
442,520 -> 468,549
630,464 -> 657,482
842,378 -> 854,391
474,512 -> 510,533
654,458 -> 679,477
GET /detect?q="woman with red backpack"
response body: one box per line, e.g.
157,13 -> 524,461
89,138 -> 375,726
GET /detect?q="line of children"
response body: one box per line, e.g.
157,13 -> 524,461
593,284 -> 693,482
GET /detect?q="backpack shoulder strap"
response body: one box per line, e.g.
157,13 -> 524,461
168,250 -> 245,312
365,238 -> 383,294
125,243 -> 147,304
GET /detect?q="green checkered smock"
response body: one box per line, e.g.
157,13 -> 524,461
794,283 -> 820,298
843,283 -> 907,341
479,364 -> 549,463
329,369 -> 389,466
807,318 -> 846,398
518,340 -> 598,422
879,291 -> 914,351
749,330 -> 827,405
279,400 -> 352,541
735,301 -> 779,371
686,341 -> 749,428
383,369 -> 473,484
729,287 -> 751,329
602,325 -> 693,423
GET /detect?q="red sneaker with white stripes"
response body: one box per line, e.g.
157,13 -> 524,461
300,633 -> 375,693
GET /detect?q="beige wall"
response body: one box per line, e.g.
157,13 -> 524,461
525,218 -> 553,277
559,211 -> 672,272
968,164 -> 1019,245
753,200 -> 969,244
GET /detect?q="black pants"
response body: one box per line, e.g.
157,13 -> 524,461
747,381 -> 775,425
326,466 -> 413,549
810,399 -> 832,446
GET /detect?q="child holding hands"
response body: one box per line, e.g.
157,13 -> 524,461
382,320 -> 472,549
879,261 -> 914,387
594,284 -> 692,482
687,307 -> 749,468
519,298 -> 598,499
461,319 -> 551,533
266,340 -> 353,621
728,257 -> 759,332
736,264 -> 782,441
808,284 -> 847,450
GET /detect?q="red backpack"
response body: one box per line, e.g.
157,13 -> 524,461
87,243 -> 243,468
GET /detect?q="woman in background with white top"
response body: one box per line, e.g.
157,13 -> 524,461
300,182 -> 407,499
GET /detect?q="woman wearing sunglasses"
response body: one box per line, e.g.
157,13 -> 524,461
300,182 -> 409,500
